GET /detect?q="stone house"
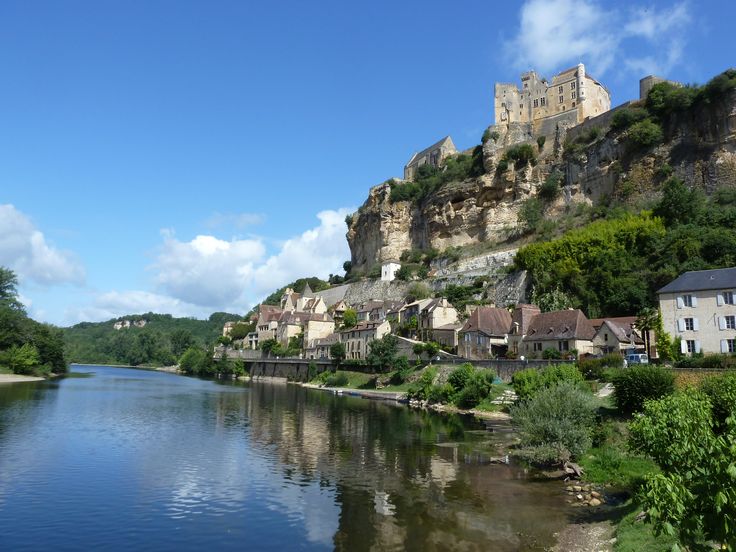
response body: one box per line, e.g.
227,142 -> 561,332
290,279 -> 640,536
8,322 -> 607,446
521,309 -> 596,357
590,317 -> 645,356
328,300 -> 349,326
430,323 -> 463,351
340,320 -> 391,361
658,267 -> 736,355
507,304 -> 542,355
403,136 -> 458,181
256,305 -> 283,344
381,262 -> 401,282
459,306 -> 513,359
305,333 -> 340,360
418,298 -> 459,342
400,298 -> 434,327
494,64 -> 610,127
356,300 -> 403,323
276,311 -> 335,349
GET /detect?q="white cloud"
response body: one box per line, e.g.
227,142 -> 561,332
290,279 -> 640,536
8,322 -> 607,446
153,232 -> 266,308
508,0 -> 691,78
0,204 -> 85,286
150,208 -> 353,314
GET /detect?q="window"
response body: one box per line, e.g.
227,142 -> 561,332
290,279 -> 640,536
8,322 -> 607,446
559,95 -> 564,104
533,99 -> 538,107
464,333 -> 470,342
571,91 -> 577,99
726,315 -> 736,330
571,81 -> 576,89
604,333 -> 608,342
533,342 -> 543,352
558,340 -> 570,352
572,101 -> 576,107
558,86 -> 563,93
722,291 -> 734,305
683,295 -> 693,307
685,318 -> 694,331
726,339 -> 736,353
477,335 -> 483,345
540,97 -> 546,106
686,340 -> 696,353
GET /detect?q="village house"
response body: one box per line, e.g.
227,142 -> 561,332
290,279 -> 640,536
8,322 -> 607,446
658,267 -> 736,355
355,300 -> 403,323
256,304 -> 283,344
400,298 -> 434,328
590,317 -> 645,356
521,309 -> 596,357
328,299 -> 349,326
381,261 -> 401,282
494,63 -> 610,127
340,320 -> 391,360
305,333 -> 340,360
459,306 -> 513,359
507,304 -> 542,355
403,136 -> 458,181
418,298 -> 459,342
276,311 -> 335,349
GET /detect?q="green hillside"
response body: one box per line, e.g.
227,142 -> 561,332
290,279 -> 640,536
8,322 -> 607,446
63,311 -> 242,366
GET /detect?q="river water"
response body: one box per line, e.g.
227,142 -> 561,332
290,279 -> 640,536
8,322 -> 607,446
0,365 -> 570,551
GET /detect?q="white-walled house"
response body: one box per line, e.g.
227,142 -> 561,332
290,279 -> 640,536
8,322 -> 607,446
381,262 -> 401,282
658,267 -> 736,355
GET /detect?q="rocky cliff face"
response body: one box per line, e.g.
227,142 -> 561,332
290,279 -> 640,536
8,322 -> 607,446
347,89 -> 736,273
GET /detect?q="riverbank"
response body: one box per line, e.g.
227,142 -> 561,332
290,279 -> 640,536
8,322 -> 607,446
0,373 -> 45,384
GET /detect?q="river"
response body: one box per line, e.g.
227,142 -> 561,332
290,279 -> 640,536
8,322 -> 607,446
0,365 -> 570,551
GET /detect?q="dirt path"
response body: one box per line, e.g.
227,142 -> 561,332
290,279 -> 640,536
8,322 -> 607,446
552,516 -> 616,551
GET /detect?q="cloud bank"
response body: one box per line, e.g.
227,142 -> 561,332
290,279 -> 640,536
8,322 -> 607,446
509,0 -> 691,78
0,204 -> 85,287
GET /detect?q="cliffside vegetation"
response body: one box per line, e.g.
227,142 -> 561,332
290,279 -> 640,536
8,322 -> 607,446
0,267 -> 67,375
515,180 -> 736,319
63,311 -> 241,366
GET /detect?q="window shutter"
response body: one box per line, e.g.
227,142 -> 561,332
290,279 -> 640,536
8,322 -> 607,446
676,296 -> 684,309
677,319 -> 685,332
694,341 -> 701,354
722,340 -> 729,353
691,296 -> 698,307
680,340 -> 688,354
693,318 -> 699,331
717,293 -> 725,306
720,317 -> 727,331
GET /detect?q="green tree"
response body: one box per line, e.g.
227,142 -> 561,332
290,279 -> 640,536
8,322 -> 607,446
635,307 -> 658,360
330,342 -> 346,368
170,329 -> 195,356
342,308 -> 357,329
5,343 -> 42,375
518,197 -> 544,233
629,389 -> 736,550
653,177 -> 705,227
366,334 -> 399,371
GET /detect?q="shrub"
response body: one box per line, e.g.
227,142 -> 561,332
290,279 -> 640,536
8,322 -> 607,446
512,364 -> 584,400
505,143 -> 537,168
536,135 -> 546,151
447,363 -> 475,391
454,370 -> 495,409
517,197 -> 544,233
391,356 -> 412,384
613,365 -> 675,414
542,348 -> 561,359
699,371 -> 736,431
610,107 -> 649,130
427,383 -> 455,404
626,119 -> 663,150
496,157 -> 509,173
578,354 -> 624,380
324,372 -> 349,387
510,381 -> 598,464
538,170 -> 562,202
406,367 -> 437,400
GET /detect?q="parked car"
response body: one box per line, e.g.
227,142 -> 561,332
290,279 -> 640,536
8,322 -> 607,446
625,353 -> 649,365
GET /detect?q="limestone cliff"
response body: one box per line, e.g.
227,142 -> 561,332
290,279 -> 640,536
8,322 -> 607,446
347,88 -> 736,273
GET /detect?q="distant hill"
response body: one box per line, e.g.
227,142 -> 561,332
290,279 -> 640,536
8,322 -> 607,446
63,311 -> 242,366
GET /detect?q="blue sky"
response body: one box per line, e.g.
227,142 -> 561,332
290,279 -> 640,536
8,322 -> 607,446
1,0 -> 734,326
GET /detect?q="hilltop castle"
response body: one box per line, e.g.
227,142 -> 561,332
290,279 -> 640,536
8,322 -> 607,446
494,63 -> 610,127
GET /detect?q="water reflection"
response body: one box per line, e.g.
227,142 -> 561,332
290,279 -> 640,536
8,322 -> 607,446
0,366 -> 568,551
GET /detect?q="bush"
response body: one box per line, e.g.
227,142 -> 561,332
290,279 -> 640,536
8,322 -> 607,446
427,383 -> 455,404
447,363 -> 475,391
512,364 -> 584,401
510,381 -> 598,464
699,371 -> 736,431
536,135 -> 546,151
455,370 -> 495,408
578,354 -> 624,380
505,143 -> 537,168
391,356 -> 413,384
542,348 -> 561,359
517,197 -> 544,233
613,365 -> 675,414
675,353 -> 736,370
610,107 -> 649,130
406,367 -> 437,400
626,119 -> 663,150
538,170 -> 562,202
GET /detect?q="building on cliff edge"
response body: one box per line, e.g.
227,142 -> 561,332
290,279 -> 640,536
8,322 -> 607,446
494,63 -> 610,128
